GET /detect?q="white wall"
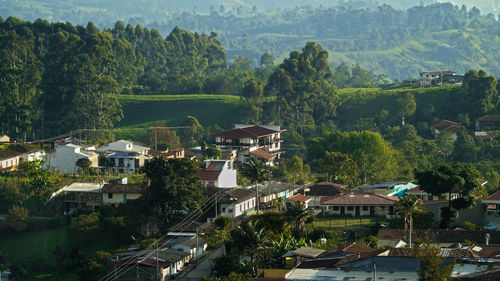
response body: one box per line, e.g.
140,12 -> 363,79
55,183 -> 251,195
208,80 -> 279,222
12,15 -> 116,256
44,145 -> 97,174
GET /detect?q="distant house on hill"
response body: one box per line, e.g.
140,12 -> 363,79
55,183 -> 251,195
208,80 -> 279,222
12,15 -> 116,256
0,135 -> 10,143
431,119 -> 461,139
476,114 -> 500,131
0,149 -> 21,172
209,187 -> 256,221
321,193 -> 399,218
9,143 -> 45,162
97,140 -> 149,155
101,182 -> 143,206
286,194 -> 312,208
419,70 -> 461,87
305,182 -> 347,207
212,124 -> 284,165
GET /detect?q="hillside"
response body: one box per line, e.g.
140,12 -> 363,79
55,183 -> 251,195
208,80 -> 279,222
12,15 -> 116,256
116,94 -> 247,128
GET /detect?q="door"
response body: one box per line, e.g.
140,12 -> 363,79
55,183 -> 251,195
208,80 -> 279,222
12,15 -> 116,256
340,206 -> 345,215
355,206 -> 360,216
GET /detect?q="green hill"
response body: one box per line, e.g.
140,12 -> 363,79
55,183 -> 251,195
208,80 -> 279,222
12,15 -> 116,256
116,94 -> 247,128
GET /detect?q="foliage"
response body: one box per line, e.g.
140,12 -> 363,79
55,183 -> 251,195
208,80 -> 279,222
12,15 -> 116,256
315,151 -> 360,188
6,205 -> 29,232
240,157 -> 272,185
70,213 -> 100,234
148,121 -> 181,150
141,157 -> 205,225
461,221 -> 478,231
388,212 -> 434,229
214,216 -> 232,230
204,145 -> 222,159
284,202 -> 312,239
416,241 -> 454,281
395,195 -> 423,247
276,155 -> 311,185
362,235 -> 380,249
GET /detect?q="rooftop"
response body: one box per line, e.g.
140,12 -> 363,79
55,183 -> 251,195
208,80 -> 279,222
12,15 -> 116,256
250,149 -> 276,161
212,125 -> 281,139
287,194 -> 311,204
0,149 -> 21,161
306,182 -> 346,197
377,229 -> 500,244
101,183 -> 143,194
321,193 -> 399,205
477,115 -> 500,122
61,182 -> 102,193
283,246 -> 325,259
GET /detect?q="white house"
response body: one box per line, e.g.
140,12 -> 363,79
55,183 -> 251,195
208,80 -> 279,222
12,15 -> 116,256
170,235 -> 207,260
0,149 -> 21,172
97,140 -> 149,155
210,188 -> 256,221
195,159 -> 237,188
212,125 -> 284,165
43,144 -> 98,174
10,144 -> 45,162
106,152 -> 150,174
320,193 -> 399,219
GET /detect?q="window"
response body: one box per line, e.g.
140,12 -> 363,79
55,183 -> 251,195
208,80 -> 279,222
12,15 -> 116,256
333,206 -> 339,211
347,206 -> 353,211
108,193 -> 113,199
362,206 -> 368,211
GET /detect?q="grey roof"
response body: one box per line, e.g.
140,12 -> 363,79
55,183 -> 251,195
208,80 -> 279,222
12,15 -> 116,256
283,247 -> 325,258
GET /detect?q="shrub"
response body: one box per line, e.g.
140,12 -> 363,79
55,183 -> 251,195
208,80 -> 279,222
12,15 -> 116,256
6,205 -> 29,232
461,221 -> 478,231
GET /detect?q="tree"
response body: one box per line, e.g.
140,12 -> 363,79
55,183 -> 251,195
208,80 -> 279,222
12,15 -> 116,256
415,163 -> 481,228
397,92 -> 416,118
75,158 -> 92,173
279,155 -> 310,185
149,121 -> 181,150
284,202 -> 311,239
395,195 -> 423,248
204,145 -> 222,159
179,115 -> 204,147
240,157 -> 272,213
6,205 -> 29,232
230,221 -> 266,263
260,53 -> 274,69
142,157 -> 205,225
317,151 -> 360,188
461,69 -> 499,116
416,241 -> 453,281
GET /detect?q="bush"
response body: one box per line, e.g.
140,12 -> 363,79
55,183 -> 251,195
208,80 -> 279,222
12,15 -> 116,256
6,205 -> 29,232
461,221 -> 478,231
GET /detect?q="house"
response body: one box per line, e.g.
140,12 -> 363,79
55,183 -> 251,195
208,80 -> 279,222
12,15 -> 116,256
109,248 -> 191,280
196,159 -> 237,188
431,119 -> 461,139
212,124 -> 284,165
9,143 -> 45,162
148,148 -> 197,160
249,181 -> 295,209
169,235 -> 208,259
101,182 -> 143,206
316,242 -> 379,259
50,182 -> 103,214
357,180 -> 401,195
97,140 -> 149,155
210,187 -> 256,221
167,220 -> 213,237
286,194 -> 312,208
476,115 -> 500,131
482,190 -> 500,230
106,152 -> 150,174
419,70 -> 457,87
282,246 -> 325,268
0,135 -> 9,143
404,185 -> 451,201
43,144 -> 98,174
320,193 -> 399,218
304,182 -> 347,207
0,149 -> 21,172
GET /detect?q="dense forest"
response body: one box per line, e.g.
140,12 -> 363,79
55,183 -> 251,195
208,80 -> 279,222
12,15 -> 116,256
2,2 -> 500,79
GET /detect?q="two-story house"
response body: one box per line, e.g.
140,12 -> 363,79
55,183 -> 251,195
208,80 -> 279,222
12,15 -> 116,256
106,153 -> 150,174
196,159 -> 237,188
10,144 -> 45,162
209,187 -> 256,222
97,140 -> 150,155
43,144 -> 98,174
212,125 -> 284,165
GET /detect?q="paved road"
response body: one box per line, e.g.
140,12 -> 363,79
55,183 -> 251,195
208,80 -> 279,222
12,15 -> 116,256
182,247 -> 224,280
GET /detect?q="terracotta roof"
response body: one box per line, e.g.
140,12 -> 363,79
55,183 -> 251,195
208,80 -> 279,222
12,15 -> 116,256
9,143 -> 41,154
306,182 -> 346,197
297,250 -> 384,269
432,119 -> 460,131
196,170 -> 222,181
0,149 -> 21,161
101,183 -> 143,194
287,194 -> 311,203
212,125 -> 280,139
377,229 -> 500,244
477,115 -> 500,122
318,242 -> 377,258
486,190 -> 500,201
321,193 -> 399,205
250,149 -> 276,161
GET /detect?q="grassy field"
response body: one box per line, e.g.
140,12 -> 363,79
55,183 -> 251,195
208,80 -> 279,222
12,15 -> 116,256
315,215 -> 387,229
116,94 -> 247,128
0,226 -> 123,265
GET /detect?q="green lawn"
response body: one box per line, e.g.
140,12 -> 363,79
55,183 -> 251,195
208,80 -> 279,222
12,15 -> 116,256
315,215 -> 387,229
0,226 -> 123,265
116,94 -> 247,128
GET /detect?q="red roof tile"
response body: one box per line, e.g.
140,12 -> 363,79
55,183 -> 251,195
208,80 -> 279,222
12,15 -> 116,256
486,190 -> 500,201
432,120 -> 460,131
250,149 -> 276,161
477,115 -> 500,122
287,194 -> 311,203
321,193 -> 398,205
196,170 -> 222,181
212,125 -> 280,139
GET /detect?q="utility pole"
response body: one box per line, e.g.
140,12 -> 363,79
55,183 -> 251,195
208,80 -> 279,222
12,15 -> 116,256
156,242 -> 159,281
256,183 -> 260,214
373,262 -> 376,281
154,129 -> 158,151
196,227 -> 199,260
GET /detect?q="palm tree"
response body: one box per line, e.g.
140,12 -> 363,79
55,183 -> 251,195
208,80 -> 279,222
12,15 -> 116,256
395,195 -> 423,248
230,221 -> 266,263
284,202 -> 310,239
240,157 -> 272,213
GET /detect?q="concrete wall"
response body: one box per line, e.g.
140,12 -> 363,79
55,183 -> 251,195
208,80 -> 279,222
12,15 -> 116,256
44,145 -> 97,174
102,192 -> 141,205
423,200 -> 486,227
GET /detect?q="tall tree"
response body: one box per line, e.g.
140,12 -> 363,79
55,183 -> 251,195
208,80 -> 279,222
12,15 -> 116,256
395,195 -> 423,248
141,157 -> 204,225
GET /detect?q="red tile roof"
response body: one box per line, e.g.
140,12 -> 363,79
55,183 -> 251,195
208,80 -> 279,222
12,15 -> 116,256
321,193 -> 398,205
486,190 -> 500,201
432,119 -> 460,131
318,242 -> 377,258
307,182 -> 346,197
212,125 -> 280,139
287,194 -> 311,203
250,149 -> 276,161
196,170 -> 222,181
101,184 -> 143,194
477,115 -> 500,122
